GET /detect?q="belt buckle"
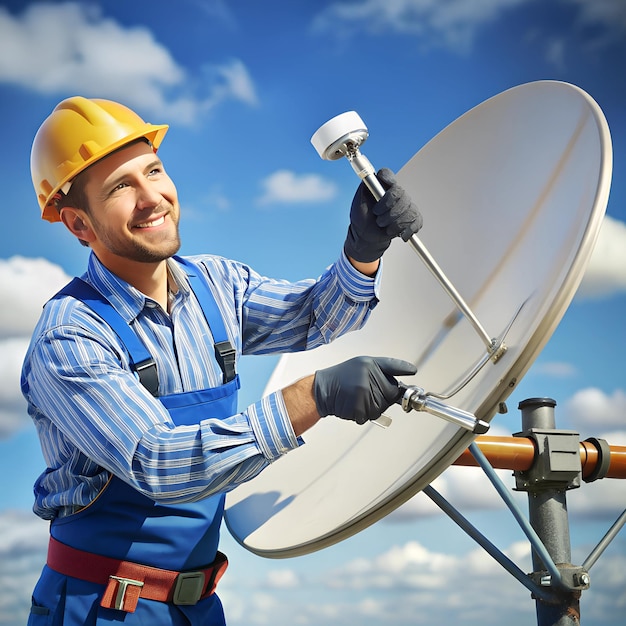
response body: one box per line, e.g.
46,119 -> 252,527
173,571 -> 206,605
109,576 -> 144,611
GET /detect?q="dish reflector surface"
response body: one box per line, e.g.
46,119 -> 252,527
225,81 -> 612,557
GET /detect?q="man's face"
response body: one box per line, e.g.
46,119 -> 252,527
81,141 -> 181,266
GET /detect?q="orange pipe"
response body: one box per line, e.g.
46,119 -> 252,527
453,436 -> 626,479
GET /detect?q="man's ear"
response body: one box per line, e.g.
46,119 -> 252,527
59,207 -> 96,244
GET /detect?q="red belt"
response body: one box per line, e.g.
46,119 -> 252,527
47,537 -> 228,613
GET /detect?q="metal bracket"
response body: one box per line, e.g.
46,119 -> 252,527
514,429 -> 582,491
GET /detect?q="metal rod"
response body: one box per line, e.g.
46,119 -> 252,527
582,508 -> 626,572
347,150 -> 495,352
423,484 -> 554,602
468,442 -> 571,592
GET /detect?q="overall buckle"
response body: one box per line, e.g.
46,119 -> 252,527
214,341 -> 237,383
172,571 -> 206,605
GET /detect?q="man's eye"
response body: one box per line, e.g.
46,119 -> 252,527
107,180 -> 129,195
148,168 -> 162,177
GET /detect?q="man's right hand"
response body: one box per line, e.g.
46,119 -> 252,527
313,356 -> 417,425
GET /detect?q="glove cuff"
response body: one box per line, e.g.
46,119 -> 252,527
312,372 -> 328,418
343,225 -> 391,264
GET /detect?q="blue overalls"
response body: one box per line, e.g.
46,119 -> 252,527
29,257 -> 239,625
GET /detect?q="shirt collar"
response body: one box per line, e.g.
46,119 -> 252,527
84,252 -> 190,323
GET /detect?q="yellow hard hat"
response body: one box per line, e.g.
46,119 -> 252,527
31,96 -> 169,222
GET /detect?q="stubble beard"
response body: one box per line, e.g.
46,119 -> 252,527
94,207 -> 182,263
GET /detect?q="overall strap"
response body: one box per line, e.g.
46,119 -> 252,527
174,256 -> 236,384
54,278 -> 160,396
52,259 -> 237,395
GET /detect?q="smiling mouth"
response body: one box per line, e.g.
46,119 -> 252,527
134,215 -> 165,229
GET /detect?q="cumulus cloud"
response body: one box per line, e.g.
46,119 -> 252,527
317,536 -> 626,625
564,387 -> 626,432
0,3 -> 257,124
0,256 -> 70,339
321,539 -> 536,624
577,215 -> 626,300
257,170 -> 337,206
0,257 -> 70,438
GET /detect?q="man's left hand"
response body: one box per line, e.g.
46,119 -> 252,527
344,168 -> 423,264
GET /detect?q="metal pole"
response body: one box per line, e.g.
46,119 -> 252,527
517,398 -> 582,626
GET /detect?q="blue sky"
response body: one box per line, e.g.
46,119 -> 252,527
0,1 -> 625,624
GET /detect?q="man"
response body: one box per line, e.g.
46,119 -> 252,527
22,96 -> 421,625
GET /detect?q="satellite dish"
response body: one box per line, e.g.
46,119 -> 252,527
224,81 -> 612,558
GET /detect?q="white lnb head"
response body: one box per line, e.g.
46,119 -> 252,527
311,111 -> 369,161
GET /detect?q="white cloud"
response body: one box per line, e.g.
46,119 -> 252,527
312,0 -> 531,53
323,539 -> 535,623
0,3 -> 257,124
322,537 -> 626,624
0,338 -> 30,438
568,474 -> 626,519
0,256 -> 70,339
211,59 -> 259,107
577,215 -> 626,300
265,569 -> 300,589
0,257 -> 70,438
257,170 -> 337,206
564,387 -> 626,432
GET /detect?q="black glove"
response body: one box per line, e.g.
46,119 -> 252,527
313,356 -> 417,425
344,168 -> 423,263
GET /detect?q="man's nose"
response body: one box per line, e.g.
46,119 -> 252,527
135,182 -> 161,209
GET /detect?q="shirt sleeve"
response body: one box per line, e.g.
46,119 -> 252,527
236,250 -> 381,354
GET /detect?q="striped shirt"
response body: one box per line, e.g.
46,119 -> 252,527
21,251 -> 380,520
